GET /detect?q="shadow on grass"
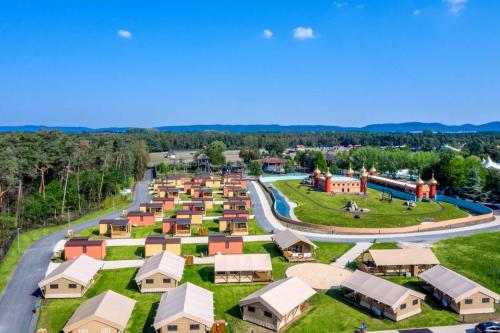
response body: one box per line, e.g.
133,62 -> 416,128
225,304 -> 243,320
135,247 -> 145,258
262,243 -> 281,258
126,269 -> 140,292
197,266 -> 214,282
196,244 -> 208,255
142,301 -> 159,333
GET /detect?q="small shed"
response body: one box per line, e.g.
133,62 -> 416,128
145,235 -> 181,257
98,218 -> 131,238
218,217 -> 249,235
208,234 -> 243,255
64,237 -> 106,260
176,210 -> 203,225
163,218 -> 192,237
128,211 -> 156,227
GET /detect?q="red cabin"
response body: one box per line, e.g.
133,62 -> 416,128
208,234 -> 243,256
64,237 -> 106,260
151,197 -> 175,210
127,211 -> 155,226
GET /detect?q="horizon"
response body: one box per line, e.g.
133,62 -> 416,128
1,1 -> 500,127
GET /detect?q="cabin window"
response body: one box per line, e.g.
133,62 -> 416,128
264,311 -> 273,318
248,306 -> 255,313
163,278 -> 171,284
464,299 -> 473,304
400,303 -> 407,310
167,325 -> 178,331
229,271 -> 238,275
412,299 -> 418,306
482,298 -> 490,303
68,283 -> 77,289
82,246 -> 87,253
189,324 -> 200,331
49,284 -> 58,289
145,279 -> 154,284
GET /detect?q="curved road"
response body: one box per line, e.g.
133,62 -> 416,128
248,180 -> 500,243
0,179 -> 150,333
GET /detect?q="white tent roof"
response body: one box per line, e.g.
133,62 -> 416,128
63,290 -> 136,332
39,254 -> 102,288
419,265 -> 500,302
214,254 -> 272,272
153,282 -> 214,329
135,250 -> 185,282
368,248 -> 440,266
240,277 -> 316,319
342,270 -> 425,310
483,156 -> 500,170
272,229 -> 316,250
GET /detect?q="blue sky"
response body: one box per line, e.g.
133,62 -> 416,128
0,0 -> 499,127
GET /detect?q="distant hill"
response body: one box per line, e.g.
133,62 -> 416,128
0,122 -> 498,133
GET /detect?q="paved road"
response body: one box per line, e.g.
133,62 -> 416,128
248,180 -> 500,243
0,179 -> 150,333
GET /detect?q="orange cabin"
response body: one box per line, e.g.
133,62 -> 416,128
127,211 -> 155,226
151,197 -> 175,210
208,234 -> 243,256
64,237 -> 106,260
222,209 -> 249,219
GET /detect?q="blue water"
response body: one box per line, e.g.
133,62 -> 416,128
271,187 -> 291,218
260,174 -> 308,184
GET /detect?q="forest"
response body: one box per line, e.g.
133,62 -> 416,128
0,131 -> 149,253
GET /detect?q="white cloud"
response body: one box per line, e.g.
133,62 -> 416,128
263,29 -> 273,39
444,0 -> 468,15
333,1 -> 348,8
117,29 -> 132,39
293,27 -> 315,40
413,9 -> 421,16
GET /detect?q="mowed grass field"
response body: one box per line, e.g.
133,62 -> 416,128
274,180 -> 468,228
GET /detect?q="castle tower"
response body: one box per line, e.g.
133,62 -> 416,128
416,176 -> 425,201
325,168 -> 333,192
347,164 -> 354,178
369,165 -> 377,176
428,174 -> 438,199
313,166 -> 321,189
360,166 -> 368,194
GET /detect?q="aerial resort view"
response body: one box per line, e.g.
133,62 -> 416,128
0,1 -> 499,333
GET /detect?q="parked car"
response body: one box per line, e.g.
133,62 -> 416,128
475,322 -> 500,333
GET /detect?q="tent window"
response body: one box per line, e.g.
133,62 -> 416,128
68,284 -> 77,289
163,278 -> 171,284
264,311 -> 273,318
482,298 -> 490,304
400,303 -> 407,310
50,284 -> 58,289
248,306 -> 255,313
464,299 -> 473,305
145,279 -> 154,284
412,299 -> 418,305
189,324 -> 200,331
167,325 -> 178,331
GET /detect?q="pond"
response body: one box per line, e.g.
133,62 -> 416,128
271,187 -> 291,218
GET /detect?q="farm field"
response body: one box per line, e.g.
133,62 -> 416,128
273,180 -> 468,228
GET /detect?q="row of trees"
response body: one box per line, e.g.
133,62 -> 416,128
0,132 -> 149,240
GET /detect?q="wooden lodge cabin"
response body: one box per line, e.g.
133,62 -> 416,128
135,250 -> 185,293
163,218 -> 192,237
153,283 -> 214,333
218,217 -> 249,235
222,209 -> 249,219
62,290 -> 136,333
175,210 -> 203,225
341,270 -> 426,321
98,218 -> 131,238
214,254 -> 272,284
190,186 -> 213,198
151,197 -> 176,210
228,196 -> 251,209
272,229 -> 316,262
223,200 -> 246,211
145,235 -> 181,257
64,237 -> 106,260
357,248 -> 440,276
139,202 -> 164,217
259,157 -> 288,174
419,265 -> 500,315
38,254 -> 102,299
157,186 -> 180,200
208,234 -> 243,255
181,201 -> 206,214
192,197 -> 214,209
240,277 -> 316,331
128,210 -> 156,226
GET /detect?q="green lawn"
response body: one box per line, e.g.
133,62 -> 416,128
273,180 -> 468,228
433,231 -> 500,292
105,246 -> 144,260
0,200 -> 131,297
369,242 -> 400,249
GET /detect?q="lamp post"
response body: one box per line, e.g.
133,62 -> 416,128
17,228 -> 21,253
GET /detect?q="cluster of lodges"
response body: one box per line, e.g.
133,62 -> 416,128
45,228 -> 322,332
339,247 -> 500,321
